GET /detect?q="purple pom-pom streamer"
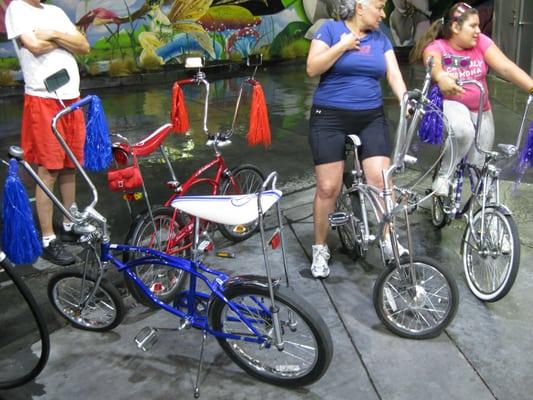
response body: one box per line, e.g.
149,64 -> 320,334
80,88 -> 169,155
84,96 -> 112,172
514,121 -> 533,190
418,85 -> 444,145
518,121 -> 533,169
2,159 -> 42,264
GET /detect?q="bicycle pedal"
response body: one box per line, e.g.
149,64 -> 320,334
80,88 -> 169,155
216,250 -> 236,258
134,327 -> 159,351
198,240 -> 213,252
328,211 -> 350,227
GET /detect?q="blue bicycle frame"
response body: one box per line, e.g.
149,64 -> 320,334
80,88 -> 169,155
103,239 -> 274,343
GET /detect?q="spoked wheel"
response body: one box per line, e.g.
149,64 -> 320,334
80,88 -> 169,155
431,194 -> 451,228
48,269 -> 125,331
218,164 -> 265,242
336,184 -> 366,259
124,205 -> 191,308
373,256 -> 459,339
208,284 -> 333,386
462,207 -> 520,302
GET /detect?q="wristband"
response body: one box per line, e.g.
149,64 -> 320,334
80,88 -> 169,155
529,86 -> 533,94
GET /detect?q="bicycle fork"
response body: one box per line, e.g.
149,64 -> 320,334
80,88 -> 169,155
76,243 -> 106,314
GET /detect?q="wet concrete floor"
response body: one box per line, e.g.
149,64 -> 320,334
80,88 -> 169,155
1,61 -> 533,399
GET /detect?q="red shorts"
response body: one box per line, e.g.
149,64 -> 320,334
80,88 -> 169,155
21,95 -> 86,170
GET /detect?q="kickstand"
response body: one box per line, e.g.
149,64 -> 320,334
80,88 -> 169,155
193,332 -> 207,399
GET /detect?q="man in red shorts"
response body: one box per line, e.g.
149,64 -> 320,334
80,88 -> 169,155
5,0 -> 90,265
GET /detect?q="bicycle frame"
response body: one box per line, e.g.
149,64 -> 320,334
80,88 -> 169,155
101,241 -> 274,342
165,153 -> 235,201
439,80 -> 532,245
338,57 -> 440,266
111,57 -> 265,252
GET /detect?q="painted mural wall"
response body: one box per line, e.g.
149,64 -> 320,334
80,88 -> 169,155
0,0 -> 492,86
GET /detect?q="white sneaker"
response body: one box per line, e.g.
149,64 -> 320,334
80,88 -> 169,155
311,244 -> 330,278
432,176 -> 450,197
382,236 -> 409,262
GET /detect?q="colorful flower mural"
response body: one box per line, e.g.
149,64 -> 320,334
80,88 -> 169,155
0,0 -> 307,73
0,0 -> 480,83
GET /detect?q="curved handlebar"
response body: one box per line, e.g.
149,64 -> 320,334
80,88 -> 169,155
50,96 -> 99,215
389,58 -> 435,177
68,95 -> 95,111
455,79 -> 488,157
261,171 -> 278,192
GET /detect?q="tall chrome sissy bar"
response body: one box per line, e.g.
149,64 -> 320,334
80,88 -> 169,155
169,171 -> 288,398
170,170 -> 290,346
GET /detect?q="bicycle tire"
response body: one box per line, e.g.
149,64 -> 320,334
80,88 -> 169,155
462,207 -> 520,302
218,164 -> 265,242
431,194 -> 451,228
48,269 -> 125,332
373,256 -> 459,339
0,257 -> 50,389
208,284 -> 333,386
336,184 -> 365,260
430,158 -> 451,229
123,205 -> 190,308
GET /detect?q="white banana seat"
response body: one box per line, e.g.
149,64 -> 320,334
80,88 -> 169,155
171,190 -> 282,225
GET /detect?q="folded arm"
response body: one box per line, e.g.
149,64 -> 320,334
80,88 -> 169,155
17,31 -> 58,56
34,29 -> 90,55
19,29 -> 89,56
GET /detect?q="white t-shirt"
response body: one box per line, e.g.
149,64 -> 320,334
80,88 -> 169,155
5,0 -> 81,99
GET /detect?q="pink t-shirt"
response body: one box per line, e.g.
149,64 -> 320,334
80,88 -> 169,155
425,34 -> 493,111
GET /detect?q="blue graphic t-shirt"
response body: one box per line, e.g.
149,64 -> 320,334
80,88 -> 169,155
312,20 -> 393,110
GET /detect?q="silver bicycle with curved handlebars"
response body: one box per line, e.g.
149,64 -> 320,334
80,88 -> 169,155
430,79 -> 532,302
329,58 -> 459,339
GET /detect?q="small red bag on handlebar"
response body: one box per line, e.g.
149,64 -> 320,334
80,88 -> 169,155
107,156 -> 143,191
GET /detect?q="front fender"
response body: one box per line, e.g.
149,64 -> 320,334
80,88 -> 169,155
493,204 -> 512,216
220,274 -> 280,292
460,205 -> 513,255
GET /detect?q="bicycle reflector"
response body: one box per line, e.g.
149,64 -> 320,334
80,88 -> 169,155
151,282 -> 165,293
268,228 -> 281,250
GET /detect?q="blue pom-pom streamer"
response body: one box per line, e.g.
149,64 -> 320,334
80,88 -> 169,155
2,159 -> 42,264
418,85 -> 444,145
84,96 -> 112,172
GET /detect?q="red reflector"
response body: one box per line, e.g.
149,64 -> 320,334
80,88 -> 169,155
269,231 -> 281,249
152,282 -> 164,292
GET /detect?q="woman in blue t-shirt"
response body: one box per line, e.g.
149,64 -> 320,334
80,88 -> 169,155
306,0 -> 408,279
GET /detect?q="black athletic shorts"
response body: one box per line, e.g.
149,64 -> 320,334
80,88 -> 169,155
308,105 -> 391,165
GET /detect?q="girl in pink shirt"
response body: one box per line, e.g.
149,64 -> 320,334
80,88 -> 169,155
410,2 -> 533,196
